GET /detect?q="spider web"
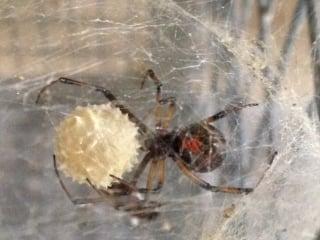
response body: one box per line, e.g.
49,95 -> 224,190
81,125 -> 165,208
0,1 -> 319,240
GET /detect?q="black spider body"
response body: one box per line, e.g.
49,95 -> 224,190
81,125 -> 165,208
143,123 -> 226,174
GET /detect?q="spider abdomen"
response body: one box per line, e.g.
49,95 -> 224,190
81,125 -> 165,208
174,123 -> 226,173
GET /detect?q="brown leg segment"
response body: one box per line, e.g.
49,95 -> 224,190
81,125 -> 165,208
53,155 -> 104,205
156,158 -> 166,191
131,157 -> 166,194
131,152 -> 153,185
140,69 -> 176,129
145,158 -> 166,192
203,103 -> 259,123
146,159 -> 159,192
162,100 -> 176,129
174,156 -> 253,194
36,77 -> 150,135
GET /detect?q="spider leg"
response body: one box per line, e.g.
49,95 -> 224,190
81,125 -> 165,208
153,93 -> 176,129
36,77 -> 150,134
36,77 -> 116,104
109,174 -> 138,193
121,200 -> 162,215
140,69 -> 161,90
117,199 -> 162,220
129,153 -> 166,194
156,158 -> 166,191
203,103 -> 258,123
161,99 -> 176,129
131,152 -> 153,185
173,155 -> 253,194
137,157 -> 166,194
140,69 -> 176,129
254,150 -> 278,188
53,155 -> 105,205
146,159 -> 159,192
142,69 -> 175,106
146,158 -> 164,192
69,198 -> 105,205
107,174 -> 163,219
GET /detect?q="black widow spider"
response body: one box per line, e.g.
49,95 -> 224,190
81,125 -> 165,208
36,69 -> 273,219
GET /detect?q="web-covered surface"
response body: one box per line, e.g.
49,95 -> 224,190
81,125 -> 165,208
0,1 -> 319,240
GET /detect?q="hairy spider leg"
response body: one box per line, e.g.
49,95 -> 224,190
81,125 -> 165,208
173,155 -> 253,194
173,149 -> 277,194
109,175 -> 137,191
254,150 -> 278,187
130,154 -> 166,194
143,69 -> 175,105
203,103 -> 259,124
163,100 -> 176,129
36,77 -> 150,135
154,99 -> 176,130
117,200 -> 162,220
145,158 -> 166,193
140,69 -> 161,90
55,154 -> 143,207
146,159 -> 159,192
155,158 -> 166,192
53,155 -> 105,205
131,152 -> 153,185
105,175 -> 163,219
140,69 -> 176,129
132,70 -> 176,193
54,155 -> 162,218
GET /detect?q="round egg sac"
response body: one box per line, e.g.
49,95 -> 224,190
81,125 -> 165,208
54,103 -> 140,189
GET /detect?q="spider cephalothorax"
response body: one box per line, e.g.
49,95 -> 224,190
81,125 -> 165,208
36,69 -> 272,219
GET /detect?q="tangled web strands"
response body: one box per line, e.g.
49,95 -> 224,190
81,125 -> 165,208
0,0 -> 319,239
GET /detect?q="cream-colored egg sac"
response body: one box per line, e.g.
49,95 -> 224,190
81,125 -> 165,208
54,103 -> 140,189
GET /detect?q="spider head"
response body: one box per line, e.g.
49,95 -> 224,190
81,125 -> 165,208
174,123 -> 226,172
